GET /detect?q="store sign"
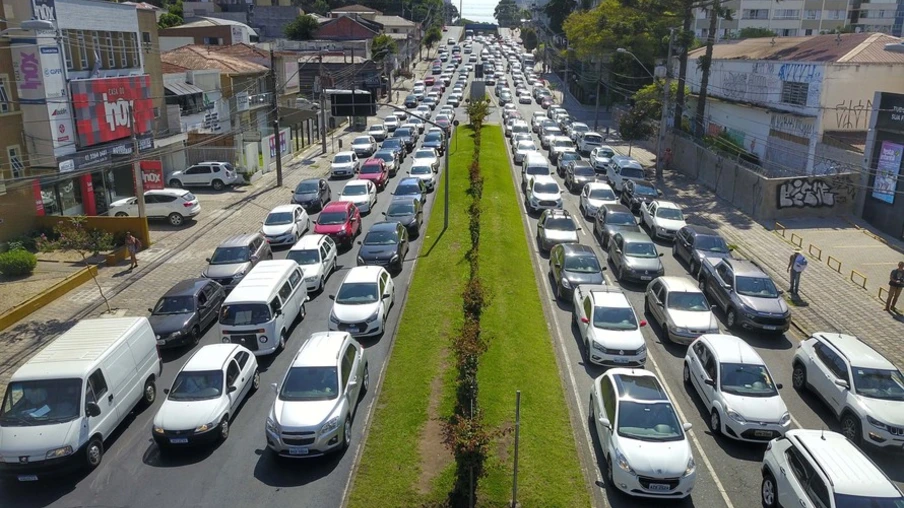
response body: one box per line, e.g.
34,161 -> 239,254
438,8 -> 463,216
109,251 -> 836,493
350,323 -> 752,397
872,141 -> 904,204
32,0 -> 56,21
71,75 -> 154,148
876,92 -> 904,132
268,130 -> 289,158
139,160 -> 164,190
56,134 -> 153,173
236,92 -> 249,112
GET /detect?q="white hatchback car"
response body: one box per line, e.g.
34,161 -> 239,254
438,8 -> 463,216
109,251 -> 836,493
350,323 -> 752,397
286,234 -> 338,292
572,285 -> 647,367
108,188 -> 201,227
590,368 -> 697,499
328,266 -> 395,338
152,344 -> 259,449
640,201 -> 687,241
579,182 -> 618,219
266,332 -> 368,458
408,164 -> 437,191
525,175 -> 563,214
685,334 -> 791,442
645,276 -> 720,344
338,179 -> 378,214
412,148 -> 439,171
331,151 -> 359,178
261,204 -> 311,246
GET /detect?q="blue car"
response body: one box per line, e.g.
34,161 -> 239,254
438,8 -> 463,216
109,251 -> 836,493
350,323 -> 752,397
393,177 -> 427,204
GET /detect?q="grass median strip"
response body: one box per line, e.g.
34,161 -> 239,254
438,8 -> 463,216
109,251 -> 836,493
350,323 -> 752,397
476,125 -> 591,506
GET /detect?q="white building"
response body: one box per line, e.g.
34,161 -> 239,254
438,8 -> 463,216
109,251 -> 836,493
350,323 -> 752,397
685,32 -> 904,174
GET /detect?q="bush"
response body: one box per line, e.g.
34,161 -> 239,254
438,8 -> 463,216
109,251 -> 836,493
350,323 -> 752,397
0,248 -> 38,276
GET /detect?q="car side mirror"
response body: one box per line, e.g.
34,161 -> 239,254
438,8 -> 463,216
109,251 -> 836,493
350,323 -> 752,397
86,402 -> 101,418
659,253 -> 664,257
777,289 -> 785,295
381,211 -> 387,216
834,379 -> 849,389
657,190 -> 663,196
251,255 -> 259,263
271,382 -> 279,394
704,378 -> 715,387
348,378 -> 358,388
228,385 -> 237,394
711,305 -> 717,311
383,293 -> 391,300
776,383 -> 784,390
357,240 -> 362,245
148,308 -> 154,314
683,422 -> 693,432
205,258 -> 211,263
329,294 -> 336,300
640,320 -> 648,327
163,388 -> 170,395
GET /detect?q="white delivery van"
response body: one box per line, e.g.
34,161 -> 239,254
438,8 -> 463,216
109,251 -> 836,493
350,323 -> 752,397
522,152 -> 551,191
0,317 -> 161,481
219,260 -> 308,356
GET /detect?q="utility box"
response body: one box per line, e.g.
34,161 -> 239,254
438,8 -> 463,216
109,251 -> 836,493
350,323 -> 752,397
470,81 -> 486,102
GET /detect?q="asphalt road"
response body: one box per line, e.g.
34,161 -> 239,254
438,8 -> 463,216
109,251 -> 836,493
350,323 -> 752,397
1,28 -> 465,508
496,28 -> 904,508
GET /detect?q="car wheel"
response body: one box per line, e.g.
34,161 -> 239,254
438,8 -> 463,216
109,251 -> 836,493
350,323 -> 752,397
361,364 -> 370,396
218,416 -> 230,442
710,409 -> 722,436
683,362 -> 692,385
191,326 -> 201,346
319,275 -> 326,292
142,378 -> 156,407
555,281 -> 563,301
251,369 -> 261,391
643,297 -> 650,315
726,309 -> 738,329
792,363 -> 807,391
277,331 -> 287,352
85,437 -> 103,469
841,412 -> 862,445
342,417 -> 352,451
115,212 -> 128,217
690,260 -> 699,278
672,243 -> 678,256
211,179 -> 225,191
169,180 -> 182,188
584,338 -> 592,363
761,472 -> 778,508
605,456 -> 615,487
168,213 -> 185,227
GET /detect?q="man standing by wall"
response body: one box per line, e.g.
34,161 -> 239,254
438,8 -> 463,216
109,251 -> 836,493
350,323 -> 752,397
787,249 -> 807,296
886,262 -> 904,313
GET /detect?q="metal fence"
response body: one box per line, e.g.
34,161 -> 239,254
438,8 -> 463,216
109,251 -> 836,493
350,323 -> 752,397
185,146 -> 241,166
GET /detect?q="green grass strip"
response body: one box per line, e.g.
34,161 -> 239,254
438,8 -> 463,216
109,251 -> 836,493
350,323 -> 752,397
476,125 -> 591,507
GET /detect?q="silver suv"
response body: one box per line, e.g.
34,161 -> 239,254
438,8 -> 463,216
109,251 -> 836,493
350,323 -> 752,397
169,162 -> 241,191
202,233 -> 272,290
699,258 -> 790,333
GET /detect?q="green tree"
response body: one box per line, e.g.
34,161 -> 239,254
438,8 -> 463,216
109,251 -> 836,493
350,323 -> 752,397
424,26 -> 442,48
545,0 -> 577,34
466,98 -> 490,130
445,2 -> 459,23
563,0 -> 660,62
284,14 -> 321,41
618,108 -> 655,153
47,217 -> 114,313
308,0 -> 330,15
629,80 -> 686,123
371,33 -> 398,62
521,27 -> 538,51
494,0 -> 520,28
737,27 -> 775,38
158,12 -> 183,29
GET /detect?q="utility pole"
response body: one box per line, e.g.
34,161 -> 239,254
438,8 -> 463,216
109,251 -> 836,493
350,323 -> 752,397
319,53 -> 328,154
129,103 -> 147,218
593,61 -> 602,131
562,39 -> 569,100
269,46 -> 283,187
656,28 -> 675,182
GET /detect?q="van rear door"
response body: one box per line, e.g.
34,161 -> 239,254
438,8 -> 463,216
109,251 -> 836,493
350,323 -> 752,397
103,342 -> 141,420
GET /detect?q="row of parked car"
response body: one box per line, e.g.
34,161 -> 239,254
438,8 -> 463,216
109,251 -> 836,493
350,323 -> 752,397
494,34 -> 904,506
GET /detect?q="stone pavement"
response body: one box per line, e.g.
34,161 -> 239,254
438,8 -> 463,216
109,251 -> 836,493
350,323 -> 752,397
604,139 -> 904,371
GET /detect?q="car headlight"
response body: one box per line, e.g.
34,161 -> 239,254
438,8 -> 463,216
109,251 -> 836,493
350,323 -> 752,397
329,312 -> 340,324
637,344 -> 647,354
153,425 -> 165,435
780,412 -> 791,426
45,445 -> 73,459
320,416 -> 340,434
671,326 -> 689,335
232,272 -> 245,280
195,421 -> 218,433
683,456 -> 696,477
365,309 -> 380,323
867,415 -> 888,430
561,279 -> 571,289
591,339 -> 605,352
657,227 -> 667,234
357,256 -> 365,265
221,336 -> 230,343
266,417 -> 280,434
726,408 -> 747,423
259,335 -> 268,343
336,230 -> 348,236
171,330 -> 183,339
614,449 -> 635,475
390,254 -> 400,262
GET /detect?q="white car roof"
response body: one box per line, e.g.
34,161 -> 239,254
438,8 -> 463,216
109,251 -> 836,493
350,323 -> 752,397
335,151 -> 356,158
532,175 -> 557,185
290,233 -> 328,251
699,334 -> 765,365
147,188 -> 191,197
657,276 -> 701,293
591,289 -> 632,309
342,265 -> 385,284
813,333 -> 896,370
269,204 -> 299,214
653,200 -> 681,210
586,182 -> 614,192
291,332 -> 349,368
183,344 -> 242,372
343,179 -> 370,189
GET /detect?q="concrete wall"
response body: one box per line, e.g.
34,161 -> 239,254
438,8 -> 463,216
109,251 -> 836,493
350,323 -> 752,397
822,63 -> 904,132
0,181 -> 39,244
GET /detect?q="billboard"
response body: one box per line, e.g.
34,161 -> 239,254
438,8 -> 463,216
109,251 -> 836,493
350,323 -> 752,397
11,42 -> 66,103
71,75 -> 154,148
139,160 -> 164,190
32,0 -> 56,21
872,141 -> 904,204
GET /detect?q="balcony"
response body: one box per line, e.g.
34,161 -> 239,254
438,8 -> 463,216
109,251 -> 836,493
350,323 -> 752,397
247,92 -> 273,109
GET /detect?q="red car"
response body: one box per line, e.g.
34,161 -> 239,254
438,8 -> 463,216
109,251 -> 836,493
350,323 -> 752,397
358,158 -> 389,190
541,96 -> 553,109
424,76 -> 435,86
314,201 -> 361,248
431,83 -> 445,94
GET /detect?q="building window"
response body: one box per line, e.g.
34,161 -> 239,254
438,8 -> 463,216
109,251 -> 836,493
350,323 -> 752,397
774,9 -> 800,19
805,29 -> 813,35
778,28 -> 798,36
392,28 -> 399,33
742,9 -> 769,19
202,37 -> 222,45
0,75 -> 11,114
62,29 -> 74,71
805,9 -> 819,19
76,31 -> 88,70
828,9 -> 844,20
117,33 -> 127,68
7,146 -> 24,179
105,31 -> 115,68
129,33 -> 140,67
781,81 -> 809,106
142,31 -> 151,53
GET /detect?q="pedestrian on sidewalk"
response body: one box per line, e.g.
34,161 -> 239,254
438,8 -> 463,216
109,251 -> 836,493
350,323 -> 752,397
787,249 -> 807,296
885,262 -> 904,312
125,232 -> 141,270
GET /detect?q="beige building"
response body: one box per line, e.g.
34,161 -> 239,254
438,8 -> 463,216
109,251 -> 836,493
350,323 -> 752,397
694,0 -> 849,39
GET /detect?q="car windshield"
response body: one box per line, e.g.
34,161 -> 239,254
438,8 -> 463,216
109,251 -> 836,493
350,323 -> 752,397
625,241 -> 658,258
368,126 -> 383,133
296,181 -> 319,193
265,212 -> 294,225
219,303 -> 271,326
584,136 -> 602,144
851,368 -> 904,401
718,363 -> 778,397
353,137 -> 371,144
384,117 -> 396,123
360,164 -> 383,175
168,370 -> 223,401
564,255 -> 601,273
617,401 -> 684,442
209,246 -> 249,265
735,276 -> 779,298
153,295 -> 195,315
593,306 -> 638,330
656,208 -> 684,220
365,230 -> 398,245
590,188 -> 616,201
535,182 -> 559,194
553,139 -> 575,149
545,128 -> 561,136
343,185 -> 368,196
279,367 -> 339,402
667,292 -> 709,311
633,184 -> 658,197
526,166 -> 549,176
0,379 -> 81,426
832,494 -> 904,508
374,152 -> 394,163
607,213 -> 636,226
394,129 -> 411,137
621,167 -> 645,180
336,282 -> 379,304
287,249 -> 319,265
411,165 -> 433,175
574,166 -> 595,176
546,217 -> 577,231
696,235 -> 729,253
318,211 -> 348,225
397,184 -> 421,196
387,201 -> 415,216
425,134 -> 442,143
334,154 -> 353,164
382,140 -> 401,149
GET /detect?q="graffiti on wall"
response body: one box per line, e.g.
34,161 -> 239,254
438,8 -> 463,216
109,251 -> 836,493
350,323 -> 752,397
833,99 -> 872,130
720,70 -> 779,103
777,177 -> 854,208
770,114 -> 814,138
778,63 -> 822,83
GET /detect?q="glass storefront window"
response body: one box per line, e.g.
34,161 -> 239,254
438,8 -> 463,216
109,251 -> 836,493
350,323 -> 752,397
40,184 -> 60,215
58,178 -> 83,216
92,172 -> 109,215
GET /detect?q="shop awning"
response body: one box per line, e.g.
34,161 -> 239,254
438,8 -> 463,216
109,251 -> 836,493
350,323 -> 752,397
164,81 -> 204,96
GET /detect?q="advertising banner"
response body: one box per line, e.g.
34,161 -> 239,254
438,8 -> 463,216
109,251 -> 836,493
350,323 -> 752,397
139,160 -> 164,190
71,75 -> 154,148
872,141 -> 904,204
31,0 -> 56,21
11,41 -> 66,103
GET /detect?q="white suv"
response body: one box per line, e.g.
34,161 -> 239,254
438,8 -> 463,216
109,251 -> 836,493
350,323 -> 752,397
169,162 -> 241,191
590,368 -> 696,499
761,429 -> 904,508
792,332 -> 904,449
328,266 -> 395,337
524,175 -> 563,214
572,285 -> 647,367
108,188 -> 201,226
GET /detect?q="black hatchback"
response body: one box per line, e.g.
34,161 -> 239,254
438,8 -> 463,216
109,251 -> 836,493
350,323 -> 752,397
404,94 -> 419,108
149,278 -> 225,349
356,221 -> 409,273
292,178 -> 331,211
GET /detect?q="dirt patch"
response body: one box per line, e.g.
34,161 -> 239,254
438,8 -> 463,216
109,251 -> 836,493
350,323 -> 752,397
0,262 -> 83,315
417,350 -> 453,494
495,421 -> 514,465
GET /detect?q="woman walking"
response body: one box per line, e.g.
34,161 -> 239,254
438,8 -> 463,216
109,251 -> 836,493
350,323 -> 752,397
125,232 -> 141,270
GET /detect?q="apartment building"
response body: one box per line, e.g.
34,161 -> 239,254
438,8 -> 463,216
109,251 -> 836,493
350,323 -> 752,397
693,0 -> 849,39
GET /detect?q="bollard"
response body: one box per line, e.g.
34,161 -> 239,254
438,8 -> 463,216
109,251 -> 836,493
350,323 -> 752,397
807,244 -> 823,261
827,255 -> 842,273
790,233 -> 803,248
879,286 -> 889,302
850,270 -> 867,289
774,221 -> 787,237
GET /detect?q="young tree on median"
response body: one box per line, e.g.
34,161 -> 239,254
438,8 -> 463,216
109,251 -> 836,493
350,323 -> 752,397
521,27 -> 538,52
48,217 -> 114,313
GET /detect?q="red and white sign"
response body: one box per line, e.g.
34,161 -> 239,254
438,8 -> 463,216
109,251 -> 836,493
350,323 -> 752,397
139,160 -> 164,190
71,75 -> 154,148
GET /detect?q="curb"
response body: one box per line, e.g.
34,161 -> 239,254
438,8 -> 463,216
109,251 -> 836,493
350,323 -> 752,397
0,265 -> 98,331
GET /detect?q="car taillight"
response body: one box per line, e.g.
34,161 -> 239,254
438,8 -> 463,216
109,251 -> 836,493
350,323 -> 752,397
183,201 -> 195,207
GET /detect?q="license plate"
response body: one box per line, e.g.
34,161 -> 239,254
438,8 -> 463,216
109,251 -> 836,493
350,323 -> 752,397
289,446 -> 309,456
763,325 -> 779,331
347,326 -> 358,333
614,357 -> 628,364
755,430 -> 773,437
156,339 -> 166,346
170,438 -> 189,444
640,276 -> 653,281
648,483 -> 670,491
17,475 -> 38,482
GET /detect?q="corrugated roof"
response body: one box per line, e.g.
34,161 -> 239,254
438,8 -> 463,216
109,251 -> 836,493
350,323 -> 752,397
373,15 -> 416,27
161,45 -> 269,75
165,81 -> 205,96
688,32 -> 904,64
161,61 -> 189,74
207,43 -> 296,60
329,4 -> 382,13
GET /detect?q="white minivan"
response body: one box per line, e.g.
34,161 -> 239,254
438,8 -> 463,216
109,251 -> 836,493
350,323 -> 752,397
219,260 -> 308,356
0,317 -> 160,480
521,152 -> 551,191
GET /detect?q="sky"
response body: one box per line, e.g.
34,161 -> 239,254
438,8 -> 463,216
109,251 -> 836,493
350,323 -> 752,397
458,0 -> 499,23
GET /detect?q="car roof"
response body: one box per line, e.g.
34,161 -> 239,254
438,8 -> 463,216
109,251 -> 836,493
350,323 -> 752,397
398,177 -> 422,185
619,232 -> 654,243
788,429 -> 902,498
269,204 -> 299,214
362,158 -> 383,165
812,333 -> 896,370
602,203 -> 632,213
608,368 -> 669,402
322,201 -> 352,212
335,151 -> 355,157
291,332 -> 349,368
342,265 -> 385,284
532,175 -> 557,184
183,344 -> 242,372
368,221 -> 400,233
653,200 -> 680,209
586,286 -> 630,308
684,224 -> 719,236
352,136 -> 371,141
298,177 -> 323,185
344,179 -> 369,187
586,182 -> 614,191
147,188 -> 191,197
289,234 -> 328,251
560,243 -> 595,257
658,276 -> 702,293
700,334 -> 765,365
723,258 -> 768,277
162,278 -> 210,297
217,233 -> 261,248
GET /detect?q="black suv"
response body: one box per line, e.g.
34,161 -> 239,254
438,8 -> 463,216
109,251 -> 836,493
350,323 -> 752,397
149,278 -> 225,349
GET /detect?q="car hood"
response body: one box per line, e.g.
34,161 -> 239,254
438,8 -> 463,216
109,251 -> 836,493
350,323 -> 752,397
271,398 -> 339,429
665,310 -> 718,331
858,398 -> 904,425
333,301 -> 381,322
737,295 -> 788,315
204,262 -> 250,278
262,224 -> 295,236
721,392 -> 787,422
294,191 -> 319,201
315,223 -> 348,235
619,437 -> 692,478
412,173 -> 435,183
298,262 -> 324,279
359,173 -> 385,183
0,419 -> 82,457
424,140 -> 442,148
589,327 -> 645,350
573,175 -> 595,184
395,192 -> 422,201
625,256 -> 663,272
360,244 -> 399,260
149,313 -> 193,335
413,158 -> 437,166
154,398 -> 224,430
332,162 -> 355,170
352,143 -> 371,149
340,194 -> 369,206
563,270 -> 604,286
543,229 -> 579,243
386,212 -> 416,225
654,218 -> 686,231
694,250 -> 731,262
532,191 -> 561,201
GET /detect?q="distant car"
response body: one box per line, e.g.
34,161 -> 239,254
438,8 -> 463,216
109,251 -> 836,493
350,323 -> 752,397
371,149 -> 399,177
568,122 -> 590,142
392,127 -> 415,152
358,158 -> 390,190
292,178 -> 331,211
149,278 -> 225,349
383,197 -> 423,237
640,200 -> 686,241
548,136 -> 576,164
536,208 -> 580,252
153,344 -> 259,450
607,156 -> 647,192
698,257 -> 790,333
380,139 -> 406,162
383,115 -> 399,132
314,201 -> 362,248
540,126 -> 562,149
357,221 -> 409,273
549,243 -> 604,301
109,188 -> 201,227
434,115 -> 452,130
408,164 -> 437,192
367,124 -> 387,142
578,132 -> 605,154
565,161 -> 596,193
168,161 -> 241,191
607,231 -> 664,284
329,266 -> 395,337
414,104 -> 432,120
422,131 -> 445,155
286,234 -> 338,293
672,225 -> 732,277
555,151 -> 581,176
590,145 -> 616,173
202,233 -> 272,290
330,151 -> 360,178
646,276 -> 720,344
338,179 -> 378,215
412,148 -> 439,172
394,177 -> 427,204
580,182 -> 618,219
513,140 -> 538,164
424,76 -> 435,86
261,204 -> 311,246
540,96 -> 553,109
621,179 -> 662,213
